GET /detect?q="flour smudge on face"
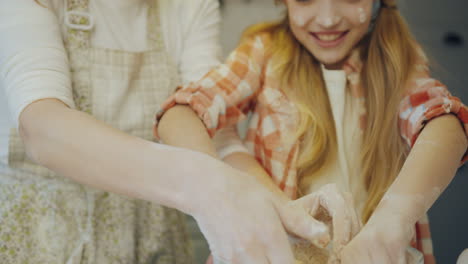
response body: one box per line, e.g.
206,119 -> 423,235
357,7 -> 367,24
294,14 -> 307,27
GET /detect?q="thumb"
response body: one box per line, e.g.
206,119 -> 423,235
277,200 -> 331,248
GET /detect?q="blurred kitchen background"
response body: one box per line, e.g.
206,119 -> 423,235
0,0 -> 466,263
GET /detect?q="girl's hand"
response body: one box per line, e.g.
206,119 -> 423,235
340,214 -> 416,264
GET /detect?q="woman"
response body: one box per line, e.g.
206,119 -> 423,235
156,0 -> 468,263
0,0 -> 328,263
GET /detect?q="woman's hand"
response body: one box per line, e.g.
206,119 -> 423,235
190,164 -> 331,264
204,183 -> 361,264
289,184 -> 361,263
291,185 -> 361,246
158,106 -> 332,263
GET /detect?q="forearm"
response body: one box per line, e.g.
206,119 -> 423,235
223,152 -> 289,200
158,105 -> 288,200
19,99 -> 223,213
371,114 -> 467,225
158,105 -> 218,158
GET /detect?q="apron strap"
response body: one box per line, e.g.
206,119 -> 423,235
64,0 -> 93,114
147,0 -> 165,50
64,0 -> 92,49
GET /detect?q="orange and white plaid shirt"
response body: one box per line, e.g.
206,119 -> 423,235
156,34 -> 468,263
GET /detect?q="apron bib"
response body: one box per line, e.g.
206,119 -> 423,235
0,0 -> 192,263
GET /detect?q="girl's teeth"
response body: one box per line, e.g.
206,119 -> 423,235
317,34 -> 341,41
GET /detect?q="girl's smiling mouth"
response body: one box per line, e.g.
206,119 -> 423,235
310,31 -> 349,48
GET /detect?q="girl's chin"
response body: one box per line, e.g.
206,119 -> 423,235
317,57 -> 347,70
304,44 -> 350,69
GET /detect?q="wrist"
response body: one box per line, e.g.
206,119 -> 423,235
365,204 -> 415,245
362,215 -> 413,248
178,151 -> 254,217
370,191 -> 428,227
148,145 -> 221,214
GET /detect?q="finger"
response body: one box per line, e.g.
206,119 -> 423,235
293,192 -> 321,216
343,191 -> 362,237
330,200 -> 351,254
279,200 -> 330,248
318,190 -> 352,253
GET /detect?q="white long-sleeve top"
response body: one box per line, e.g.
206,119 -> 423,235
300,68 -> 368,214
0,0 -> 248,161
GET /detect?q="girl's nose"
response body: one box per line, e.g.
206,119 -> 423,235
315,1 -> 342,28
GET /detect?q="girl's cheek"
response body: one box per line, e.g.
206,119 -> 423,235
357,7 -> 368,24
292,13 -> 307,27
288,4 -> 313,28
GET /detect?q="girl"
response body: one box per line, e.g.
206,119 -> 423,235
156,0 -> 468,263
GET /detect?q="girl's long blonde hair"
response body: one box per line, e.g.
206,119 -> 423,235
243,0 -> 420,222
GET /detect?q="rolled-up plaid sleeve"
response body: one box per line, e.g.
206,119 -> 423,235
398,51 -> 468,164
154,35 -> 268,139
